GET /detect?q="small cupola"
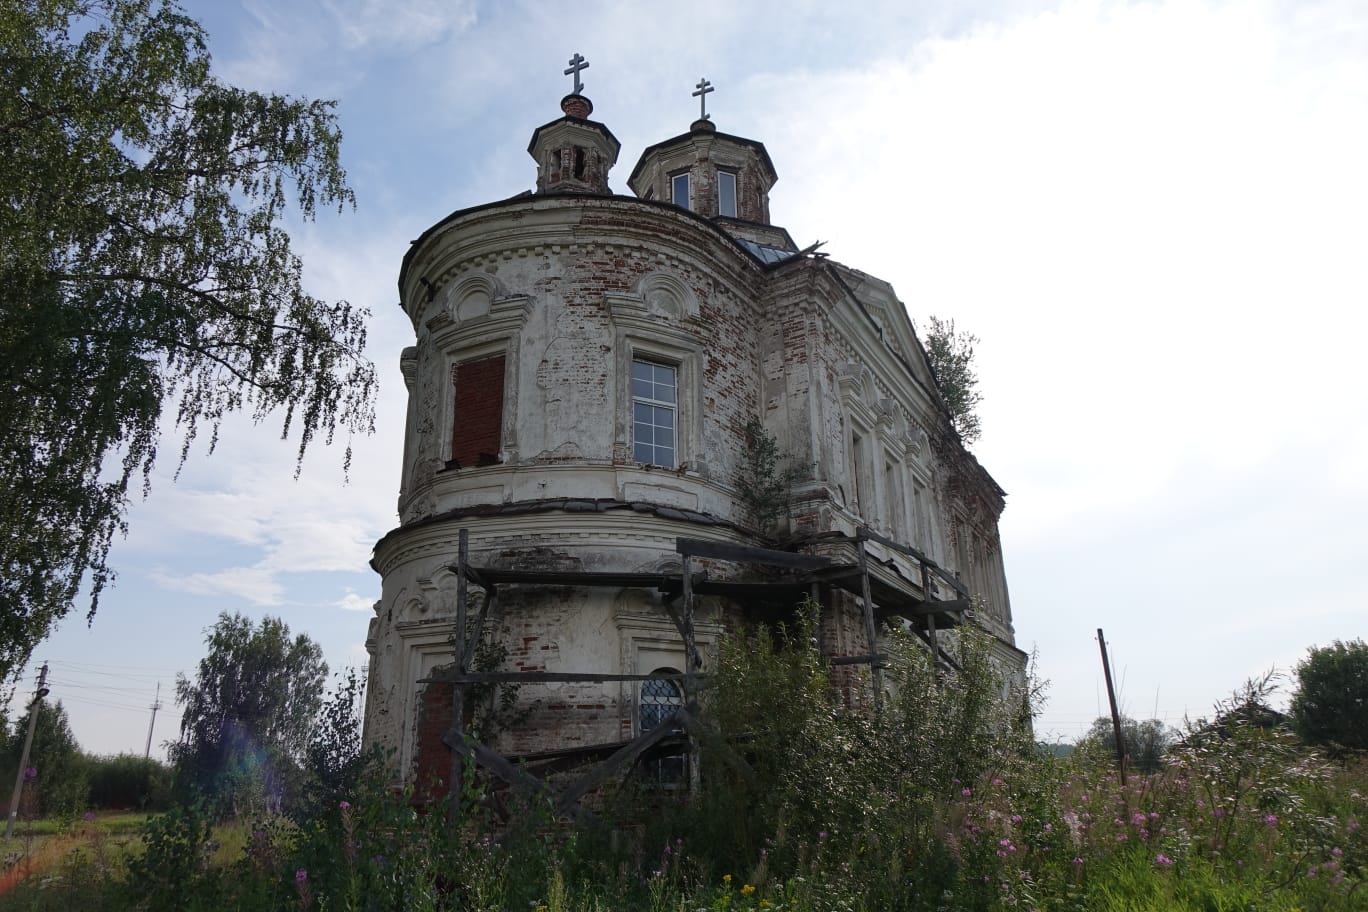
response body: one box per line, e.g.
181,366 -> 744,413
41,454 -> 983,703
627,78 -> 778,224
528,53 -> 621,195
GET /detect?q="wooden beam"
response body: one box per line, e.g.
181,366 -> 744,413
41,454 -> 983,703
449,528 -> 469,828
675,706 -> 757,786
676,537 -> 833,570
856,526 -> 970,597
857,538 -> 884,715
553,706 -> 691,815
806,565 -> 862,583
466,569 -> 675,590
920,598 -> 969,614
442,727 -> 595,823
682,554 -> 701,794
466,585 -> 494,666
420,670 -> 709,685
829,653 -> 888,666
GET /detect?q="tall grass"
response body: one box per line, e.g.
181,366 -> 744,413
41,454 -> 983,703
3,619 -> 1364,910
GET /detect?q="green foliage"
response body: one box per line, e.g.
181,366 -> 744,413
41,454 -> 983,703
1077,715 -> 1176,775
1290,638 -> 1368,751
297,666 -> 379,819
122,803 -> 223,912
922,315 -> 984,444
5,648 -> 1367,911
170,612 -> 327,814
735,417 -> 802,536
0,0 -> 376,685
84,753 -> 173,811
3,699 -> 88,820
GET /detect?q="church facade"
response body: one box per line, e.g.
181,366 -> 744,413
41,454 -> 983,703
362,67 -> 1020,791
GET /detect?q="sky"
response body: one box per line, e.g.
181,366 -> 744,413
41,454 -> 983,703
11,0 -> 1367,758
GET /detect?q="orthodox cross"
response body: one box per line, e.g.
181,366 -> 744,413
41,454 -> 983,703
693,77 -> 714,120
564,53 -> 589,95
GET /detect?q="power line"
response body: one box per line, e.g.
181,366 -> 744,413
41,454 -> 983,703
46,658 -> 181,673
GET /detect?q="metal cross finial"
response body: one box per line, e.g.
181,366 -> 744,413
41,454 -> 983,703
564,53 -> 589,95
692,78 -> 714,120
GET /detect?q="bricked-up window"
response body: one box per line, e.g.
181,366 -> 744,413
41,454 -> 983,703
632,359 -> 677,467
671,172 -> 690,209
717,170 -> 737,218
451,354 -> 505,468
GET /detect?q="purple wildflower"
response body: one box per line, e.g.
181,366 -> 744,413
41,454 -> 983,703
1155,853 -> 1174,867
296,869 -> 308,883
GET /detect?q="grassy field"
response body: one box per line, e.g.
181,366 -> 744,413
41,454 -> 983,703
0,633 -> 1360,910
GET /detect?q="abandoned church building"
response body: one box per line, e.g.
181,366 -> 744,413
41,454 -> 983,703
363,62 -> 1022,802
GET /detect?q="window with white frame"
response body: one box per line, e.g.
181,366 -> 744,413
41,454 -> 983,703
717,170 -> 737,217
671,172 -> 690,209
632,359 -> 678,467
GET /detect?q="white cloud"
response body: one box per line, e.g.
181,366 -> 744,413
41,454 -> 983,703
335,590 -> 377,613
150,565 -> 285,606
320,0 -> 476,51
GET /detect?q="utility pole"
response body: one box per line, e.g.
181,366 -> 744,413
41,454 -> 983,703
5,663 -> 50,839
144,681 -> 162,759
1096,629 -> 1127,786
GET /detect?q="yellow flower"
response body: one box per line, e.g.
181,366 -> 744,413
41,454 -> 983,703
760,902 -> 772,909
741,884 -> 756,895
723,874 -> 732,883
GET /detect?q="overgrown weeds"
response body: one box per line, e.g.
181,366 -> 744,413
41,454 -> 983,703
3,621 -> 1364,910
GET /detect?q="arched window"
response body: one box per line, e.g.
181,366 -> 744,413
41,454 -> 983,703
639,669 -> 684,731
639,668 -> 687,787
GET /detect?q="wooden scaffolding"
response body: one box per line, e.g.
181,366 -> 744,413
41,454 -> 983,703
424,525 -> 974,825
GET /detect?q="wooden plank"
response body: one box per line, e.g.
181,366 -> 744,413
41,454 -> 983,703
448,529 -> 470,828
857,526 -> 970,597
829,653 -> 888,666
442,727 -> 594,823
467,569 -> 675,589
921,598 -> 969,614
660,596 -> 691,646
466,585 -> 494,667
553,706 -> 690,815
912,627 -> 963,674
857,539 -> 884,715
682,554 -> 701,793
420,670 -> 709,685
675,706 -> 757,786
806,565 -> 862,583
857,525 -> 931,563
675,537 -> 833,570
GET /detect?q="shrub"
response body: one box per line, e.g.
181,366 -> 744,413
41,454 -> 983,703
1291,638 -> 1368,751
85,754 -> 173,811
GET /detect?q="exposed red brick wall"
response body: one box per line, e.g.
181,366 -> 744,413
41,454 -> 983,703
414,680 -> 476,801
452,355 -> 505,468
